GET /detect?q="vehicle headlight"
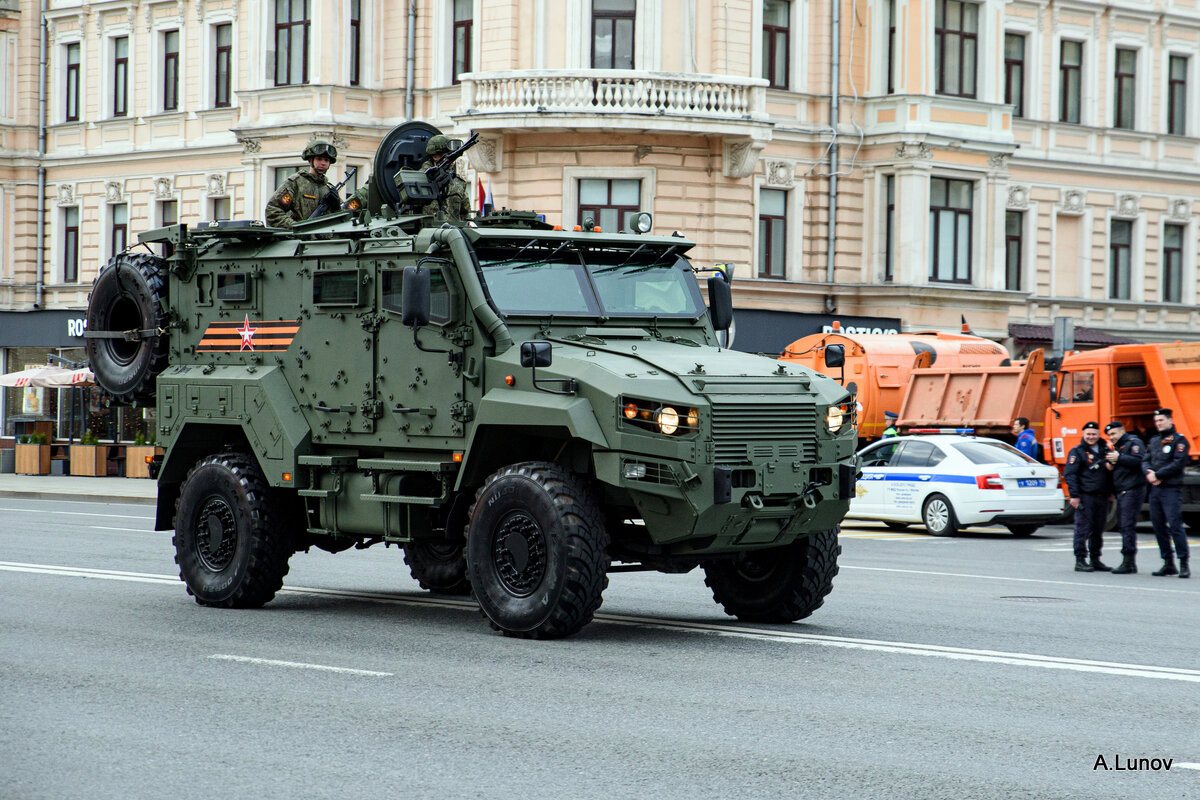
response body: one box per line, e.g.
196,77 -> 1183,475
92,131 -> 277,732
658,406 -> 680,435
826,406 -> 845,433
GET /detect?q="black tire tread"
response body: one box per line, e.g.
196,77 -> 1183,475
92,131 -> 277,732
403,540 -> 472,595
704,528 -> 841,624
86,251 -> 170,405
172,452 -> 292,608
468,461 -> 610,639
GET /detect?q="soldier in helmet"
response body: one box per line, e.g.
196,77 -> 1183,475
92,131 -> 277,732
419,134 -> 472,222
265,138 -> 342,229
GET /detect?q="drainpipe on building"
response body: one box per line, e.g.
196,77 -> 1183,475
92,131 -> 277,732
405,0 -> 416,121
35,1 -> 48,310
824,0 -> 840,314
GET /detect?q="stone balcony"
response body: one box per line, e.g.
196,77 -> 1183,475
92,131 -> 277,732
451,69 -> 773,177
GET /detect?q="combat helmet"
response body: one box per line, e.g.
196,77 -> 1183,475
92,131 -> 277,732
425,135 -> 453,156
303,138 -> 338,163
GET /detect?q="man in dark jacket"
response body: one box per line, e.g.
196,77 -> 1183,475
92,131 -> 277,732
1142,408 -> 1191,578
1104,421 -> 1146,574
1064,421 -> 1114,572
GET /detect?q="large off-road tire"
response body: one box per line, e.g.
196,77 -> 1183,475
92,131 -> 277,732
883,521 -> 910,531
1006,523 -> 1040,537
173,453 -> 292,608
85,252 -> 170,405
704,528 -> 841,623
465,462 -> 610,639
922,494 -> 960,537
403,540 -> 471,595
1185,512 -> 1200,535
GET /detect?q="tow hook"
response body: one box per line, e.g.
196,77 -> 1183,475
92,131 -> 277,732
801,481 -> 824,509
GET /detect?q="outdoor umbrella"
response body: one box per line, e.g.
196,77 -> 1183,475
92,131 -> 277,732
0,364 -> 95,388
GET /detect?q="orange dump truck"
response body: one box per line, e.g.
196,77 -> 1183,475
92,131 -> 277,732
780,328 -> 1011,441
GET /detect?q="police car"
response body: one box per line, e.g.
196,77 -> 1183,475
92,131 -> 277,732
848,433 -> 1065,536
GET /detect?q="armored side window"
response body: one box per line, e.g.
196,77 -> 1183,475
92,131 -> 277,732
216,273 -> 250,302
313,269 -> 364,307
382,267 -> 451,324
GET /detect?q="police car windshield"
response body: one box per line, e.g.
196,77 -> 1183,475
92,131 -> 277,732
477,244 -> 704,318
954,440 -> 1036,465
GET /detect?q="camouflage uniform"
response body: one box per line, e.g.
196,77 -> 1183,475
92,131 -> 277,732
265,138 -> 339,229
266,171 -> 335,229
418,160 -> 472,222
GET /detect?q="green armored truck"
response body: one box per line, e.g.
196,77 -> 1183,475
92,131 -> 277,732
85,125 -> 858,639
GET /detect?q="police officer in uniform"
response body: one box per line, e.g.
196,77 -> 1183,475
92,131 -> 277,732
1142,408 -> 1191,578
1104,420 -> 1146,574
881,411 -> 898,438
265,139 -> 341,229
419,135 -> 471,222
1064,421 -> 1114,572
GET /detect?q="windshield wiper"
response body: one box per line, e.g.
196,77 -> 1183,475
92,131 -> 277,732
479,238 -> 551,267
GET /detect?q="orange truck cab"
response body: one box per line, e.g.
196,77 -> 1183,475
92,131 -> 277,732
1046,342 -> 1200,529
781,329 -> 1010,442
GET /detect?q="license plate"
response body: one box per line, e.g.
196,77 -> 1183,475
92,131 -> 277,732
1018,479 -> 1045,488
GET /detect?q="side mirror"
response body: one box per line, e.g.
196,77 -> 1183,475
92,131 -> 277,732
824,344 -> 846,368
707,275 -> 733,332
520,341 -> 553,368
401,266 -> 430,327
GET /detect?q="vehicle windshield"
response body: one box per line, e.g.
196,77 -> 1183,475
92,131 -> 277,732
476,241 -> 705,318
954,440 -> 1037,465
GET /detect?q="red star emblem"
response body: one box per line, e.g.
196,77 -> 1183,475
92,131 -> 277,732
236,315 -> 258,351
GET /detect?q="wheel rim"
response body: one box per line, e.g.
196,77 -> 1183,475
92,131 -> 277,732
490,510 -> 547,597
195,496 -> 237,571
925,499 -> 949,533
423,541 -> 461,563
733,552 -> 782,584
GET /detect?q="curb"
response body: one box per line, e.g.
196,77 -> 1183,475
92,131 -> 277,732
0,490 -> 157,505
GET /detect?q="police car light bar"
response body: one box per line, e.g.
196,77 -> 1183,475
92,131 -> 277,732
906,428 -> 975,435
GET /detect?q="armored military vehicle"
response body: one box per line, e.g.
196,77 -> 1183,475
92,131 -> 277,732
85,124 -> 858,639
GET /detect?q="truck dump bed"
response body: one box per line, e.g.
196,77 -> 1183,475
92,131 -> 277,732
898,350 -> 1049,437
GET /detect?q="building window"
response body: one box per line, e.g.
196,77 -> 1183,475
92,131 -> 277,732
935,0 -> 977,99
887,0 -> 895,94
452,0 -> 472,84
163,30 -> 179,111
1060,40 -> 1082,124
763,0 -> 789,90
1004,33 -> 1025,117
350,0 -> 361,86
1163,223 -> 1184,303
111,204 -> 128,256
1114,48 -> 1136,130
275,0 -> 310,86
592,0 -> 635,70
211,197 -> 230,221
929,177 -> 973,283
63,207 -> 79,283
758,189 -> 787,279
1168,55 -> 1187,136
274,166 -> 296,189
159,199 -> 178,257
884,176 -> 895,282
578,177 -> 639,232
1109,219 -> 1132,300
65,43 -> 80,121
113,36 -> 129,117
215,24 -> 232,107
1005,211 -> 1023,291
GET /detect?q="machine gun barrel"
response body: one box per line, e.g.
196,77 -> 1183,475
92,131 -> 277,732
424,132 -> 479,197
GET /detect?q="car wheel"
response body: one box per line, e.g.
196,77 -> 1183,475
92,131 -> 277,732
1006,523 -> 1039,537
883,521 -> 909,531
922,494 -> 959,537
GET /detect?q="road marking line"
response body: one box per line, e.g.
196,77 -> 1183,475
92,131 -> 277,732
208,654 -> 392,677
841,565 -> 1197,594
1175,763 -> 1200,771
0,507 -> 155,520
5,561 -> 1200,683
91,526 -> 157,533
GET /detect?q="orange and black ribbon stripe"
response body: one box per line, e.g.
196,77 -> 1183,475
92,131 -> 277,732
196,319 -> 301,353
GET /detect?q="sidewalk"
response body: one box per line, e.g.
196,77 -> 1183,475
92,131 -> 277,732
0,473 -> 158,505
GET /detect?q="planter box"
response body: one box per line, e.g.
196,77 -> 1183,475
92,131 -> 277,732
70,445 -> 108,477
125,446 -> 163,479
15,443 -> 51,475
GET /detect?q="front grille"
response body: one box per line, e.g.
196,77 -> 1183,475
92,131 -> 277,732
711,401 -> 818,463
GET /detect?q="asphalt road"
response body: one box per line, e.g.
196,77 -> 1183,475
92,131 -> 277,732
2,496 -> 1198,800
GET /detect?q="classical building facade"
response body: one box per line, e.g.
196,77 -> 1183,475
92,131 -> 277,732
2,0 -> 1199,439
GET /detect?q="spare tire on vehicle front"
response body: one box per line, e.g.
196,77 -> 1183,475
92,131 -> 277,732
85,251 -> 170,405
